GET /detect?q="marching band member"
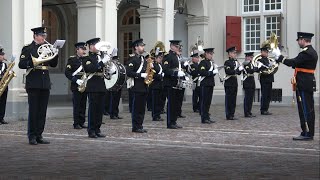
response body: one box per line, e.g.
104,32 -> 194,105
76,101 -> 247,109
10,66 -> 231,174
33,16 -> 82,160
242,52 -> 259,118
18,27 -> 58,145
198,48 -> 217,124
150,47 -> 165,121
187,53 -> 201,113
163,40 -> 184,129
224,46 -> 242,120
0,47 -> 9,125
82,37 -> 107,138
272,32 -> 318,141
176,47 -> 186,119
65,42 -> 88,129
258,45 -> 274,115
126,39 -> 148,133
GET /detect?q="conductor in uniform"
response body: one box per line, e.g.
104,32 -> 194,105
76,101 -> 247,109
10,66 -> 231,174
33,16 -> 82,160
224,46 -> 242,120
242,52 -> 258,118
82,38 -> 107,138
126,39 -> 148,133
162,40 -> 185,129
258,45 -> 274,115
272,32 -> 318,141
65,42 -> 88,129
18,27 -> 58,145
198,48 -> 218,124
0,48 -> 9,125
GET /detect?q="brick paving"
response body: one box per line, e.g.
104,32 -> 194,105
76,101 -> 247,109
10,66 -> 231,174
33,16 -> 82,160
0,103 -> 319,179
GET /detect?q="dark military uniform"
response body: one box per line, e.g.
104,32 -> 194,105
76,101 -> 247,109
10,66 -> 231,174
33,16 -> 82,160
18,41 -> 58,142
108,89 -> 122,119
0,61 -> 8,123
65,55 -> 87,128
126,53 -> 148,131
258,56 -> 274,114
163,50 -> 183,128
82,51 -> 107,137
224,58 -> 241,120
198,59 -> 215,123
150,62 -> 164,121
242,61 -> 258,117
187,62 -> 200,113
277,42 -> 318,139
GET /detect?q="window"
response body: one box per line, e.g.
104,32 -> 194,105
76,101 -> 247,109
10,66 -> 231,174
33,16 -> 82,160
242,0 -> 283,51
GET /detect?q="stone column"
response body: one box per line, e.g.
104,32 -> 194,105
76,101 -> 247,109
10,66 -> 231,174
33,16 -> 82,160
137,8 -> 164,51
0,0 -> 42,120
102,0 -> 118,46
75,0 -> 103,41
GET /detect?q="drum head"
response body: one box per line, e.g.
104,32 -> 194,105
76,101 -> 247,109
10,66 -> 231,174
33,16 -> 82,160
104,61 -> 126,91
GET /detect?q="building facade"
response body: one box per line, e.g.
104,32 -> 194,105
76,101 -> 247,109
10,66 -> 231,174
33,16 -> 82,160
0,0 -> 319,118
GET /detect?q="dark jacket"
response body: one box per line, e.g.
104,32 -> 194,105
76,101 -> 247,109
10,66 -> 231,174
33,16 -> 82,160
198,59 -> 215,87
162,50 -> 181,87
187,63 -> 200,86
65,55 -> 86,91
149,62 -> 163,90
18,41 -> 58,89
242,62 -> 259,89
82,52 -> 106,92
258,56 -> 274,84
224,58 -> 241,87
126,54 -> 148,93
0,61 -> 7,79
278,45 -> 318,92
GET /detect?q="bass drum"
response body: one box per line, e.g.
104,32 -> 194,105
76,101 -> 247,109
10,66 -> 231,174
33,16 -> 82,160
104,60 -> 126,91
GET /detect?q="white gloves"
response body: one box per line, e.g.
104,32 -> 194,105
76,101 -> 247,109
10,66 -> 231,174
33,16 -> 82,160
51,47 -> 59,54
161,72 -> 165,77
212,68 -> 219,74
102,55 -> 110,64
76,79 -> 84,85
184,61 -> 189,67
177,71 -> 185,77
140,73 -> 147,78
238,65 -> 244,71
256,61 -> 263,68
271,47 -> 281,60
108,65 -> 117,74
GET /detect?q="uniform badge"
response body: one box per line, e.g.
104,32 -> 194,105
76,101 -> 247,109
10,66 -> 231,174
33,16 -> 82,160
86,61 -> 91,65
192,68 -> 195,70
128,63 -> 134,67
200,66 -> 205,70
226,66 -> 230,69
20,55 -> 25,59
164,61 -> 168,65
246,66 -> 249,69
66,65 -> 71,69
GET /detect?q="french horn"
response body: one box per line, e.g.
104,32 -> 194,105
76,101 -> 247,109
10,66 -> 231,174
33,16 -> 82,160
31,40 -> 59,66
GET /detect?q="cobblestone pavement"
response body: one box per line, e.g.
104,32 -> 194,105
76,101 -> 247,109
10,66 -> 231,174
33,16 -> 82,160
0,103 -> 319,179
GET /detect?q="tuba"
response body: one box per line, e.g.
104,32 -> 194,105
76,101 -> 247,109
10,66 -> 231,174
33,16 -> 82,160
0,56 -> 16,96
31,40 -> 59,66
252,32 -> 279,75
145,41 -> 166,85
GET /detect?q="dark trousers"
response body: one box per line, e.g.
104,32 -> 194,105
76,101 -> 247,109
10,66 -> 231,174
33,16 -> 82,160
26,89 -> 50,140
72,90 -> 87,127
104,91 -> 111,114
151,89 -> 162,120
160,88 -> 167,112
0,87 -> 8,120
128,89 -> 133,113
147,88 -> 152,111
244,88 -> 255,116
225,86 -> 238,118
177,88 -> 185,116
109,90 -> 122,117
131,92 -> 147,130
192,86 -> 200,112
87,92 -> 105,135
296,90 -> 315,137
166,87 -> 180,127
200,86 -> 213,122
260,82 -> 272,112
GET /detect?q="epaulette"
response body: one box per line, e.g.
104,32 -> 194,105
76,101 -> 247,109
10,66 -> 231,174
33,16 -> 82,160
24,43 -> 31,47
129,53 -> 135,57
69,55 -> 76,58
302,47 -> 308,51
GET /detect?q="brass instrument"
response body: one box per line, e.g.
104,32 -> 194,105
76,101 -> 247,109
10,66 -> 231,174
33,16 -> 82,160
145,41 -> 166,85
252,32 -> 279,75
31,40 -> 59,66
0,58 -> 16,96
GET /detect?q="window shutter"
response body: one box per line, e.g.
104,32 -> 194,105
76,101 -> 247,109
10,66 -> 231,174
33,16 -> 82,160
226,16 -> 242,51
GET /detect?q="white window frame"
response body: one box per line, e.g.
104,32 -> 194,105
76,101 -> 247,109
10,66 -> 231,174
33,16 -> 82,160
242,0 -> 260,14
241,0 -> 284,52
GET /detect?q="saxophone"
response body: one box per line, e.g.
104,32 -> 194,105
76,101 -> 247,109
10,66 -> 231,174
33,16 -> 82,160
0,61 -> 16,96
144,56 -> 155,85
77,73 -> 87,93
